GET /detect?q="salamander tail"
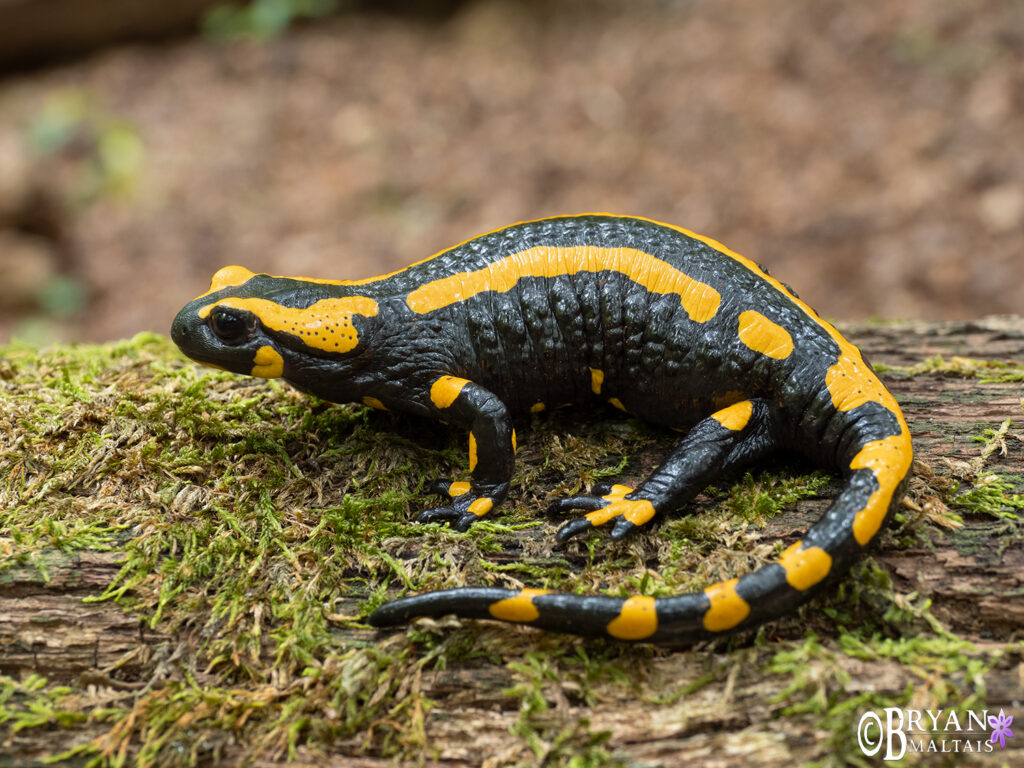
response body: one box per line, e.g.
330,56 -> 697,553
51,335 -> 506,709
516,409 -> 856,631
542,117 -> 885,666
368,406 -> 912,643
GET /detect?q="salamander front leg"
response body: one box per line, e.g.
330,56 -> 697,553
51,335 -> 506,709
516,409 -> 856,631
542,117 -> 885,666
550,399 -> 779,541
414,376 -> 515,531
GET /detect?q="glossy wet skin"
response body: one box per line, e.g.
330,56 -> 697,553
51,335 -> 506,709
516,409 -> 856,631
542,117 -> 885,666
171,214 -> 912,643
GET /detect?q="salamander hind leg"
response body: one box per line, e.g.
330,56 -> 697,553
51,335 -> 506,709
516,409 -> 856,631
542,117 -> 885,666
549,399 -> 780,542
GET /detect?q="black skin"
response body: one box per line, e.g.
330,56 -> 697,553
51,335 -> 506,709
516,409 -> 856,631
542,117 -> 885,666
171,214 -> 912,643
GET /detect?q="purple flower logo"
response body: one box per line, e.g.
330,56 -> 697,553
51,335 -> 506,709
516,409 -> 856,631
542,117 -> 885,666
989,709 -> 1014,749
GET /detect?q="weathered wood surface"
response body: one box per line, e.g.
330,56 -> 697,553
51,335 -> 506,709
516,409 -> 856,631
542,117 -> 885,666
2,317 -> 1023,766
807,317 -> 1024,640
0,550 -> 165,682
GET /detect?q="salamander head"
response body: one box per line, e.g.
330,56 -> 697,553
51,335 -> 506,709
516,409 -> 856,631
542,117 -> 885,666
171,265 -> 379,380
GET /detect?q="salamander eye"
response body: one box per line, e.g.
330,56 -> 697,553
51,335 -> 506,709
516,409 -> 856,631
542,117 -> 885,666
209,307 -> 252,345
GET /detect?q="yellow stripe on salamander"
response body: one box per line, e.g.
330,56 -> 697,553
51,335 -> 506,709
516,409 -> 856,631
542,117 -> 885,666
636,214 -> 909,437
199,296 -> 378,354
404,245 -> 722,324
468,432 -> 478,472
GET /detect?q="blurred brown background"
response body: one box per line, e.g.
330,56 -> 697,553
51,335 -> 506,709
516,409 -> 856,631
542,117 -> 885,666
0,0 -> 1021,344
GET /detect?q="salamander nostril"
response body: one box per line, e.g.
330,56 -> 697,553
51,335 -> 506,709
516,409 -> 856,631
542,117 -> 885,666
170,320 -> 186,345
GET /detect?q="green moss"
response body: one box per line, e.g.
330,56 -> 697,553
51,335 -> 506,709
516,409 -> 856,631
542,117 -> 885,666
503,644 -> 638,767
5,336 -> 663,763
939,420 -> 1024,520
951,474 -> 1024,520
717,469 -> 832,524
875,354 -> 1024,383
767,606 -> 1005,764
0,674 -> 111,734
1,336 -> 1016,765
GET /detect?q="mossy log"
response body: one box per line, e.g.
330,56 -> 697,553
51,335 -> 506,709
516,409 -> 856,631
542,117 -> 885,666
1,318 -> 1023,767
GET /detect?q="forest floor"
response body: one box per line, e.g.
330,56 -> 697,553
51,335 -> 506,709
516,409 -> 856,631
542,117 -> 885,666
0,0 -> 1022,343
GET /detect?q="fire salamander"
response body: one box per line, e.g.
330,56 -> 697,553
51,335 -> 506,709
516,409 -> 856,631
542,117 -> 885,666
171,214 -> 913,644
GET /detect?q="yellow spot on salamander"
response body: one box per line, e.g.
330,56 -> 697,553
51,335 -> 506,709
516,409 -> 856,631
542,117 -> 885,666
850,432 -> 914,545
251,346 -> 283,378
823,354 -> 913,545
448,481 -> 471,497
430,375 -> 470,409
468,497 -> 493,517
604,484 -> 634,499
196,265 -> 257,299
702,578 -> 750,632
398,214 -> 913,551
623,500 -> 656,526
606,596 -> 658,640
583,498 -> 656,527
737,310 -> 794,360
511,429 -> 517,454
196,265 -> 390,294
711,399 -> 753,431
488,588 -> 552,622
468,432 -> 478,472
826,354 -> 896,414
405,245 -> 722,324
637,213 -> 911,525
530,402 -> 546,413
589,367 -> 604,394
777,541 -> 832,591
199,296 -> 378,354
608,397 -> 626,411
362,396 -> 388,411
584,485 -> 656,528
623,214 -> 858,357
